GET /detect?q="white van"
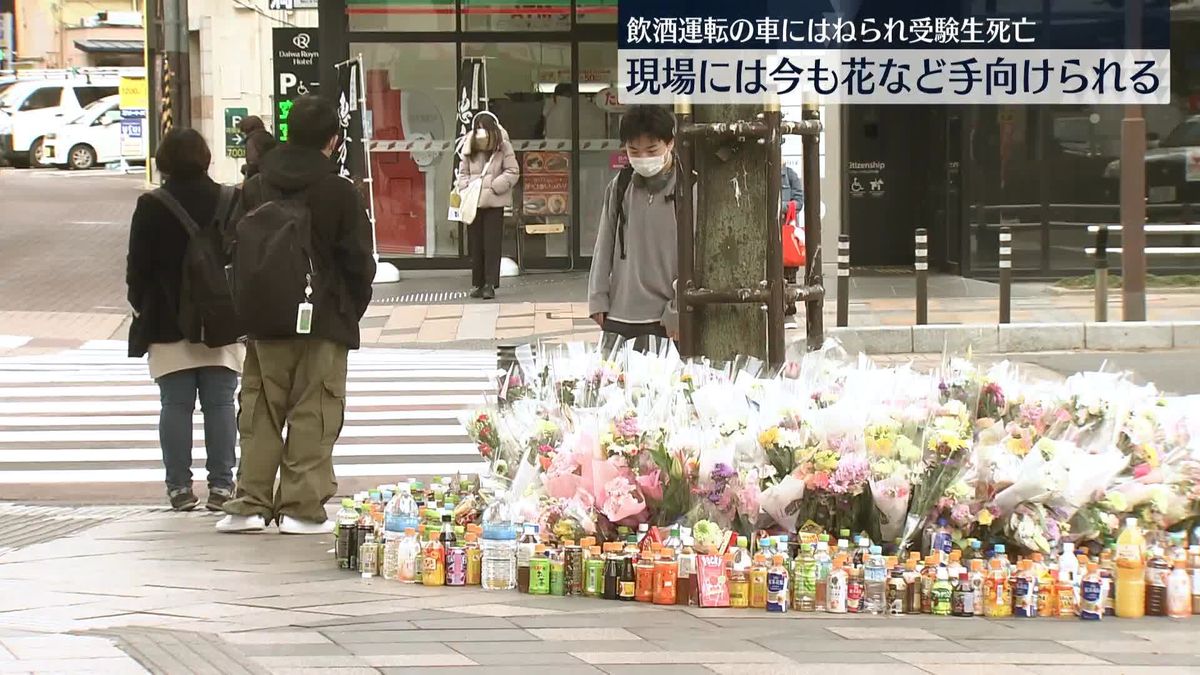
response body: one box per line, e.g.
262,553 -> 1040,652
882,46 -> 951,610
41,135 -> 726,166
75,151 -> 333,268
43,95 -> 125,170
0,76 -> 120,167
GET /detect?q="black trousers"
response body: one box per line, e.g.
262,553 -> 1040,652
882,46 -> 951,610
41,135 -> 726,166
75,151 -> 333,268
469,207 -> 503,288
601,318 -> 669,353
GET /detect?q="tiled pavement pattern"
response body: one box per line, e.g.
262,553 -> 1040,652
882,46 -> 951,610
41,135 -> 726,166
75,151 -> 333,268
0,508 -> 1197,674
0,340 -> 491,501
5,284 -> 1199,352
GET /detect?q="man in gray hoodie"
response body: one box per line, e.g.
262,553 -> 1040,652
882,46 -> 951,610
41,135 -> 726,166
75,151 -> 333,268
588,105 -> 679,347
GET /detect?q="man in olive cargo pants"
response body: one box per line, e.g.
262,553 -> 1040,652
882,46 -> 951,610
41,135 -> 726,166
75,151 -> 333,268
216,95 -> 376,535
229,340 -> 347,524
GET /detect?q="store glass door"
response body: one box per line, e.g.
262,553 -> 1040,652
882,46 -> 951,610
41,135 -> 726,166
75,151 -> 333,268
461,42 -> 573,269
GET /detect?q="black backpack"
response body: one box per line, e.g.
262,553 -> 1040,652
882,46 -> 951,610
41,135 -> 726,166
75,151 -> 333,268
230,183 -> 317,338
150,186 -> 240,347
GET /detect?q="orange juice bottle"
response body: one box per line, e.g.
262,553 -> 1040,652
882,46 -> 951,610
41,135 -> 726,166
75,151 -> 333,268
1115,517 -> 1146,618
984,558 -> 1012,617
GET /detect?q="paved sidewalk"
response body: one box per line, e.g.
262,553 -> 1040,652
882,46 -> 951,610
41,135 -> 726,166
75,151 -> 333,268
0,504 -> 1198,674
4,272 -> 1200,352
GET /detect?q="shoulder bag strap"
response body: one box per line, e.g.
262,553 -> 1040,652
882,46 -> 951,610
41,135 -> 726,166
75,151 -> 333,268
149,188 -> 202,239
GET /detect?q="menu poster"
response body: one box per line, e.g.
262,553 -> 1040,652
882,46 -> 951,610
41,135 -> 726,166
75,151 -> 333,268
522,151 -> 570,216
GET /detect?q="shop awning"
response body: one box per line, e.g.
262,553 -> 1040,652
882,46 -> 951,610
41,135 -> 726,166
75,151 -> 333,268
74,39 -> 145,54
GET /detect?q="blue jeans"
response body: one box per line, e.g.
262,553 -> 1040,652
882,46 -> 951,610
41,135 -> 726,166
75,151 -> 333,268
157,367 -> 238,493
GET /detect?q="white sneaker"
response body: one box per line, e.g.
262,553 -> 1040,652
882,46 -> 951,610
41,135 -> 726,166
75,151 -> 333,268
215,514 -> 267,533
278,515 -> 334,535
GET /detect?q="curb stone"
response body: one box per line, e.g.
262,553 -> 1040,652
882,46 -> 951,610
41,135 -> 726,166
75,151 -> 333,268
829,321 -> 1197,354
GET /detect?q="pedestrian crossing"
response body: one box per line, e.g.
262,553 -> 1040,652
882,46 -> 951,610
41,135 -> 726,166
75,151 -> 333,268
0,340 -> 494,488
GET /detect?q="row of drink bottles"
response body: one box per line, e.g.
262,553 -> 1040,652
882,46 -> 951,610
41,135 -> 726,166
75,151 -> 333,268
333,481 -> 1200,618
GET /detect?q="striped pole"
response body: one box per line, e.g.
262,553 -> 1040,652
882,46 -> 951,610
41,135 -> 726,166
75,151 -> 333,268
837,234 -> 850,327
915,228 -> 928,325
1094,225 -> 1109,323
999,226 -> 1012,324
160,57 -> 173,136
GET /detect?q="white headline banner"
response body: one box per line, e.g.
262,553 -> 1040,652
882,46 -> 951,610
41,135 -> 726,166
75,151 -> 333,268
618,49 -> 1171,105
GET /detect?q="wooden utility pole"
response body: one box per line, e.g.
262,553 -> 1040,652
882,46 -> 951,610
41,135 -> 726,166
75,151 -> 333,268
674,99 -> 825,367
692,103 -> 771,362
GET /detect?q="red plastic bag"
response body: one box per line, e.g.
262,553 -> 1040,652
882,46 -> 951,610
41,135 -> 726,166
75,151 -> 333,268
782,200 -> 806,268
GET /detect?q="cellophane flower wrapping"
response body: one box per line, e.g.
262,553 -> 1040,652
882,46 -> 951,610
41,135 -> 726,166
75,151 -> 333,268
462,337 -> 1199,553
899,356 -> 981,553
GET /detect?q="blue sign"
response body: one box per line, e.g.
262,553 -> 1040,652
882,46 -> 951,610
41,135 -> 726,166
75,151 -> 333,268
121,120 -> 143,138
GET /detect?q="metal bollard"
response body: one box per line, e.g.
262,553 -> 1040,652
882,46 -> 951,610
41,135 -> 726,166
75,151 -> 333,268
998,226 -> 1012,324
837,234 -> 850,327
1094,225 -> 1109,322
915,228 -> 928,325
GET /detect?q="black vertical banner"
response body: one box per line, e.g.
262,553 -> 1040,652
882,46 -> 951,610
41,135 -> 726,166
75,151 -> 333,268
454,57 -> 489,157
335,60 -> 364,181
273,27 -> 320,143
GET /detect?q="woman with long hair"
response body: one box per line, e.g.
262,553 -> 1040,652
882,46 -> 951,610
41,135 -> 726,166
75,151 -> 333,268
456,111 -> 519,300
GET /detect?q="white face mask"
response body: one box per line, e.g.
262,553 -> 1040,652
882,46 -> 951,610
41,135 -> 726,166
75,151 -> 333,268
628,152 -> 668,178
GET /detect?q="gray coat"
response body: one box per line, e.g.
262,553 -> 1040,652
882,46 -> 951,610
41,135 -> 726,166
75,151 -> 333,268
456,129 -> 520,210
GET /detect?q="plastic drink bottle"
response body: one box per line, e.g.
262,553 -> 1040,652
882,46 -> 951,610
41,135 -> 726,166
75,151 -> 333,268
826,557 -> 849,613
529,544 -> 551,595
930,519 -> 953,563
864,545 -> 887,615
1080,562 -> 1104,620
767,555 -> 790,613
1168,557 -> 1192,618
516,524 -> 538,593
1116,517 -> 1147,618
359,532 -> 378,578
1056,559 -> 1080,618
814,540 -> 832,610
729,553 -> 750,608
397,527 -> 419,583
984,558 -> 1012,617
750,553 -> 769,608
847,566 -> 864,614
465,532 -> 482,586
1145,546 -> 1170,617
952,572 -> 975,617
931,566 -> 953,616
969,559 -> 986,616
920,555 -> 938,613
794,543 -> 818,612
422,532 -> 445,586
1014,560 -> 1038,618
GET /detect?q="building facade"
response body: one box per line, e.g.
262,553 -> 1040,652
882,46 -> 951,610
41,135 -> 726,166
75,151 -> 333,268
13,0 -> 142,69
183,0 -> 1196,280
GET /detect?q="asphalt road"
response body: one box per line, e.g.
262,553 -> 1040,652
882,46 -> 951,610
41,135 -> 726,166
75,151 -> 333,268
0,167 -> 143,314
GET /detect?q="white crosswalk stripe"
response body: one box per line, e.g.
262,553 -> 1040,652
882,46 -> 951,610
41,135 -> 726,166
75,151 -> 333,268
0,341 -> 494,485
